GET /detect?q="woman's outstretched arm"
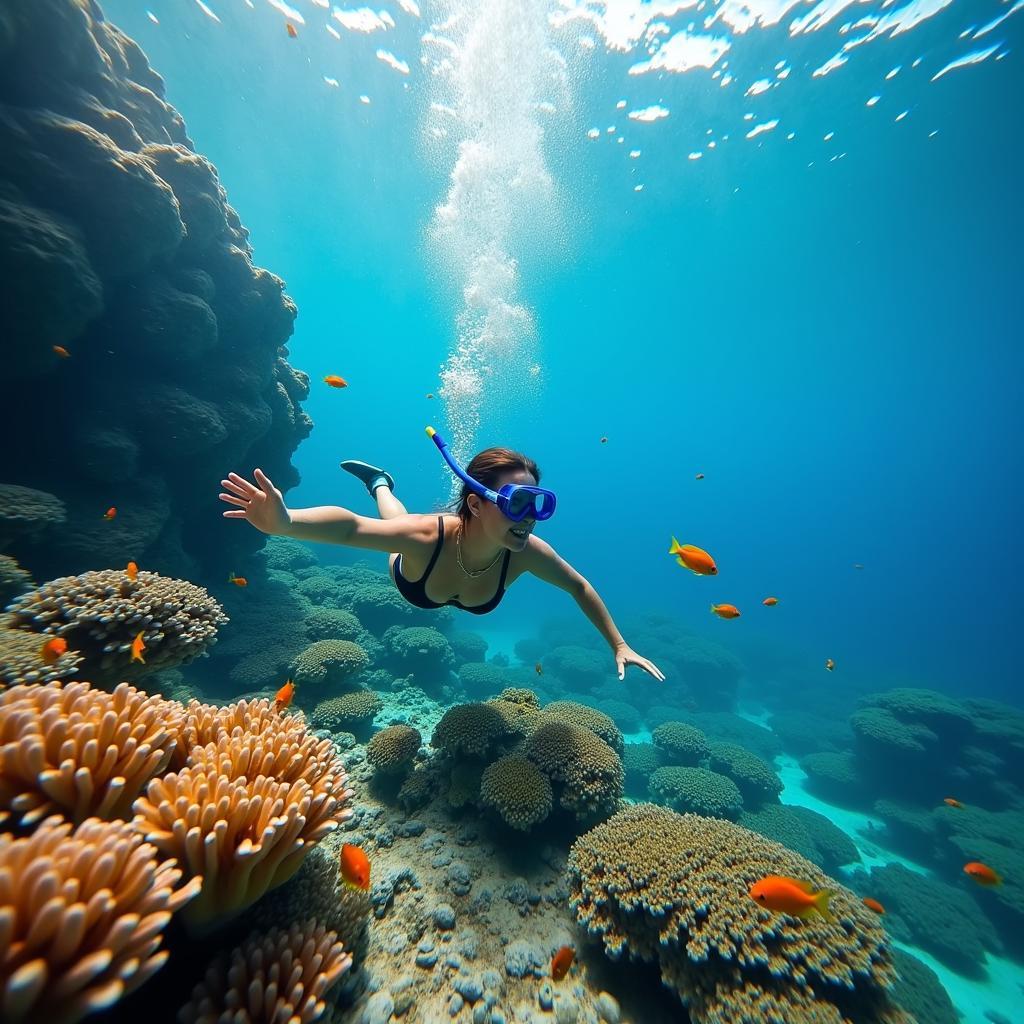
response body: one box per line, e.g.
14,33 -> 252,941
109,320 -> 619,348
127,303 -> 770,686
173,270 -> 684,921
522,536 -> 666,682
219,469 -> 428,553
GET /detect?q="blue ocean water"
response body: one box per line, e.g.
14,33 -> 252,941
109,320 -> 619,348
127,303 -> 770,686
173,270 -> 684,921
89,3 -> 1022,1018
104,0 -> 1023,706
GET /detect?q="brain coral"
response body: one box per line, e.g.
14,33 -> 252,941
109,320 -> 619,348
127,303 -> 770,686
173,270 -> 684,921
525,720 -> 623,820
0,681 -> 184,826
0,815 -> 200,1024
648,765 -> 744,819
652,721 -> 711,765
6,568 -> 227,686
567,804 -> 908,1024
708,741 -> 783,807
310,691 -> 383,731
291,639 -> 369,691
542,700 -> 624,754
366,724 -> 422,774
480,754 -> 554,831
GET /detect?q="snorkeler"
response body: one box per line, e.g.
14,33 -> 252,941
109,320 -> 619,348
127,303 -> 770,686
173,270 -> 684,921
219,427 -> 665,681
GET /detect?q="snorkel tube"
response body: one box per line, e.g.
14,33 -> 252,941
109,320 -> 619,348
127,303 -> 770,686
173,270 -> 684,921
426,426 -> 500,504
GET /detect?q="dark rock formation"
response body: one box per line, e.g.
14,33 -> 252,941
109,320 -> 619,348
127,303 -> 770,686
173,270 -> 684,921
0,0 -> 311,583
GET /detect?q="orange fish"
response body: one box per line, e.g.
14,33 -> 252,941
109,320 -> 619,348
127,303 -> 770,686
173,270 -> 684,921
285,22 -> 297,37
695,472 -> 705,480
551,945 -> 575,981
103,507 -> 117,520
944,797 -> 964,809
40,637 -> 68,665
130,630 -> 146,664
339,843 -> 371,891
52,345 -> 71,358
274,679 -> 296,713
711,603 -> 741,619
535,662 -> 543,676
762,597 -> 779,606
749,875 -> 834,921
323,375 -> 348,389
825,658 -> 835,671
668,538 -> 717,575
228,574 -> 248,587
126,561 -> 138,581
600,436 -> 608,444
963,861 -> 1002,887
862,897 -> 885,915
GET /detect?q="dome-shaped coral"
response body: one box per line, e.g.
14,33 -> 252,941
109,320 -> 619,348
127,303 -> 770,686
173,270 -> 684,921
366,724 -> 421,774
542,700 -> 624,754
291,639 -> 369,691
525,720 -> 623,821
648,765 -> 743,819
707,741 -> 783,808
0,482 -> 66,548
6,568 -> 227,686
431,701 -> 519,759
480,754 -> 553,831
304,606 -> 364,642
310,690 -> 383,731
567,804 -> 908,1024
652,721 -> 710,765
384,625 -> 455,673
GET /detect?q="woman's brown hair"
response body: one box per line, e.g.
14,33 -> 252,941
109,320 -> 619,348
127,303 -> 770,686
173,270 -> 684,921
455,447 -> 540,526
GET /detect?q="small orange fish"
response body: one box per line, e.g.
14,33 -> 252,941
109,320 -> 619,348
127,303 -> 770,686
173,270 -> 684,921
862,897 -> 885,915
600,436 -> 608,444
749,875 -> 834,921
535,662 -> 543,676
695,472 -> 705,480
52,345 -> 71,358
274,679 -> 296,713
963,861 -> 1002,887
339,843 -> 371,891
711,603 -> 741,619
825,658 -> 835,671
668,538 -> 717,575
551,945 -> 575,981
130,630 -> 146,664
40,637 -> 68,665
103,507 -> 117,520
228,574 -> 248,587
285,21 -> 297,37
323,375 -> 348,389
126,561 -> 138,581
944,797 -> 964,809
762,597 -> 779,606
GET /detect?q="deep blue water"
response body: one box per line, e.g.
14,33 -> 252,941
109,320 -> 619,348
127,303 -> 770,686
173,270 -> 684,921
102,0 -> 1023,703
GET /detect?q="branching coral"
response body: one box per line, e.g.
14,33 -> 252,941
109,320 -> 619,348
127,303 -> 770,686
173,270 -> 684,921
291,639 -> 369,692
177,921 -> 352,1024
0,681 -> 184,826
648,765 -> 743,819
567,804 -> 907,1024
132,699 -> 353,930
366,725 -> 421,775
0,815 -> 201,1024
480,754 -> 553,831
6,569 -> 227,685
542,700 -> 624,754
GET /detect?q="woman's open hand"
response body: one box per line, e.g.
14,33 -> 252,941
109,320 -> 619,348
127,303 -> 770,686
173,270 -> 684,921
614,643 -> 666,682
219,469 -> 291,536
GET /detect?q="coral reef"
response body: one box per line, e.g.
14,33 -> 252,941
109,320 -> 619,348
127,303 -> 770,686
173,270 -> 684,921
541,699 -> 624,754
0,614 -> 83,687
889,949 -> 959,1024
291,639 -> 370,693
0,680 -> 184,826
652,720 -> 710,765
707,740 -> 783,807
622,741 -> 667,796
366,724 -> 422,775
567,803 -> 908,1024
432,701 -> 521,759
0,814 -> 201,1024
0,0 -> 310,583
177,921 -> 352,1024
741,804 -> 861,873
0,553 -> 32,605
311,691 -> 384,732
384,625 -> 455,676
648,765 -> 744,819
479,754 -> 554,831
5,568 -> 227,686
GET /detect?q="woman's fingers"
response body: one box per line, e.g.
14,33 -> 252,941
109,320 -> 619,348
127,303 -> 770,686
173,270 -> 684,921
222,509 -> 249,518
253,468 -> 276,494
225,473 -> 258,497
219,493 -> 248,508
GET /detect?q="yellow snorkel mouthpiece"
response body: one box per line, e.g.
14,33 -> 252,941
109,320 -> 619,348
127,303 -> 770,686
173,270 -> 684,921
425,426 -> 436,438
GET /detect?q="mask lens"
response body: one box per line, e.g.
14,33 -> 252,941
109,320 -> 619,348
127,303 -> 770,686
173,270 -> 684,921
507,487 -> 535,521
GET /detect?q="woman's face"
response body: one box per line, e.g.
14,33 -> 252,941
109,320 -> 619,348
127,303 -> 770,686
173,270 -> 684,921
467,469 -> 538,550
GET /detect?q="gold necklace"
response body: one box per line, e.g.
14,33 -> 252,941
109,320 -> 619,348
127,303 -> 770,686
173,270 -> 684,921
456,524 -> 503,578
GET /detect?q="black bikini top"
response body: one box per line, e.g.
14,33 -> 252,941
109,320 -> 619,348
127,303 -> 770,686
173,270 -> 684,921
393,516 -> 511,615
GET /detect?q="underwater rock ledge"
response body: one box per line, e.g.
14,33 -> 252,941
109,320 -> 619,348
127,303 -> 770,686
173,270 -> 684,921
0,0 -> 312,583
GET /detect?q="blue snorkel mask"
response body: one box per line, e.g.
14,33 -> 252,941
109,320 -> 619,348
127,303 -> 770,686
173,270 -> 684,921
426,427 -> 557,523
